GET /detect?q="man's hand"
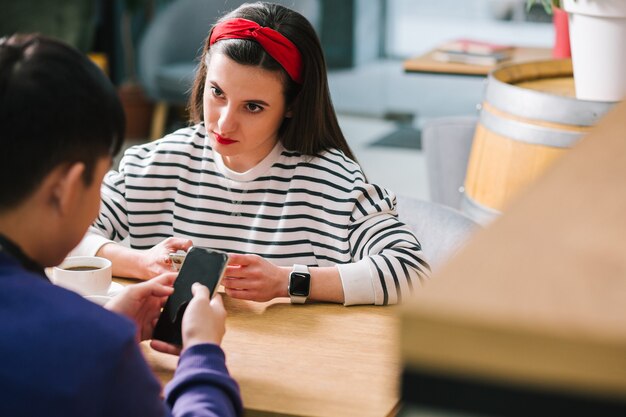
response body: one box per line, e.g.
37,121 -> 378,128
150,283 -> 227,355
105,273 -> 176,342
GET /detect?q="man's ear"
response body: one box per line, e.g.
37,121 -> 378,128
50,162 -> 86,215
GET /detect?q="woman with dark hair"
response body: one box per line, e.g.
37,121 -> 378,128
76,2 -> 430,306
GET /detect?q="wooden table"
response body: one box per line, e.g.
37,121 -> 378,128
403,46 -> 553,76
116,277 -> 400,417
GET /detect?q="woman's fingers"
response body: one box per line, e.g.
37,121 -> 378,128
227,252 -> 258,266
224,287 -> 253,300
163,237 -> 193,251
222,275 -> 259,290
224,265 -> 245,277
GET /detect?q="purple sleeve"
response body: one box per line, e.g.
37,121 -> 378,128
103,338 -> 169,417
165,344 -> 243,417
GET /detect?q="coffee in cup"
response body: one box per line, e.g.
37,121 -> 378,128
64,266 -> 101,272
52,256 -> 112,296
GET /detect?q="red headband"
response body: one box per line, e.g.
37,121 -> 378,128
209,18 -> 303,84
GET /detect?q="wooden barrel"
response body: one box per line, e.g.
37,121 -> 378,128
462,59 -> 615,224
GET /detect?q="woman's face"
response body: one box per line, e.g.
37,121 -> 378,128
203,52 -> 289,172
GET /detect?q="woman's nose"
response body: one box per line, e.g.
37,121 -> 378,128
217,105 -> 237,135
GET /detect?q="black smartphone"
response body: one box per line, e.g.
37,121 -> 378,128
152,246 -> 229,346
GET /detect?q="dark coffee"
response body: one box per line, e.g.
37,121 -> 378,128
64,266 -> 100,272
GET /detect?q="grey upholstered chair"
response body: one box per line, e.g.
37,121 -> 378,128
396,195 -> 479,272
138,0 -> 320,139
421,116 -> 477,210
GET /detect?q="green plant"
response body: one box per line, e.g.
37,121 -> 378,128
526,0 -> 562,14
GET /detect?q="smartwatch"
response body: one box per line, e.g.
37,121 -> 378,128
288,264 -> 311,304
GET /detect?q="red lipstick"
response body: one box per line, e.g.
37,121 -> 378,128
214,133 -> 237,145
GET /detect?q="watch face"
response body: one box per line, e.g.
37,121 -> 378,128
290,272 -> 310,297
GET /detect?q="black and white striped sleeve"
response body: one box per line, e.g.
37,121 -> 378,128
338,183 -> 430,305
71,165 -> 130,256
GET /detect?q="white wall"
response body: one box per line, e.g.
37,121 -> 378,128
385,0 -> 552,58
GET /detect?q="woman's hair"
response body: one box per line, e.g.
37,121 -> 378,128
0,34 -> 124,210
188,2 -> 357,161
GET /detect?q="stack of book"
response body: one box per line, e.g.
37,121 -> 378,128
432,39 -> 514,66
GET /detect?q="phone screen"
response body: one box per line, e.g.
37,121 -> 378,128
152,247 -> 228,346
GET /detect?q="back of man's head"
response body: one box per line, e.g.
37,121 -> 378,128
0,34 -> 125,211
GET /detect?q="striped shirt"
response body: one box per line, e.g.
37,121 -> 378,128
76,124 -> 430,305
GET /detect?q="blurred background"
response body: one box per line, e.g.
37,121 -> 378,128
0,0 -> 553,202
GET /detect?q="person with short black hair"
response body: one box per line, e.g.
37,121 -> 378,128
76,2 -> 430,306
0,34 -> 241,417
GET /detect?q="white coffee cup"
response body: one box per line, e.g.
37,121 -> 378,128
52,256 -> 112,296
84,295 -> 112,306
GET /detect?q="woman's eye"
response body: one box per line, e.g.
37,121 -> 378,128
211,87 -> 223,97
246,103 -> 263,113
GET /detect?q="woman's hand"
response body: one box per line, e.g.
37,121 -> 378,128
222,253 -> 289,302
139,237 -> 193,277
105,273 -> 176,342
97,237 -> 192,280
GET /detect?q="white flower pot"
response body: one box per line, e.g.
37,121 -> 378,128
563,0 -> 626,102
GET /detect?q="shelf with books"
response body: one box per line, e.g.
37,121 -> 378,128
432,38 -> 514,66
